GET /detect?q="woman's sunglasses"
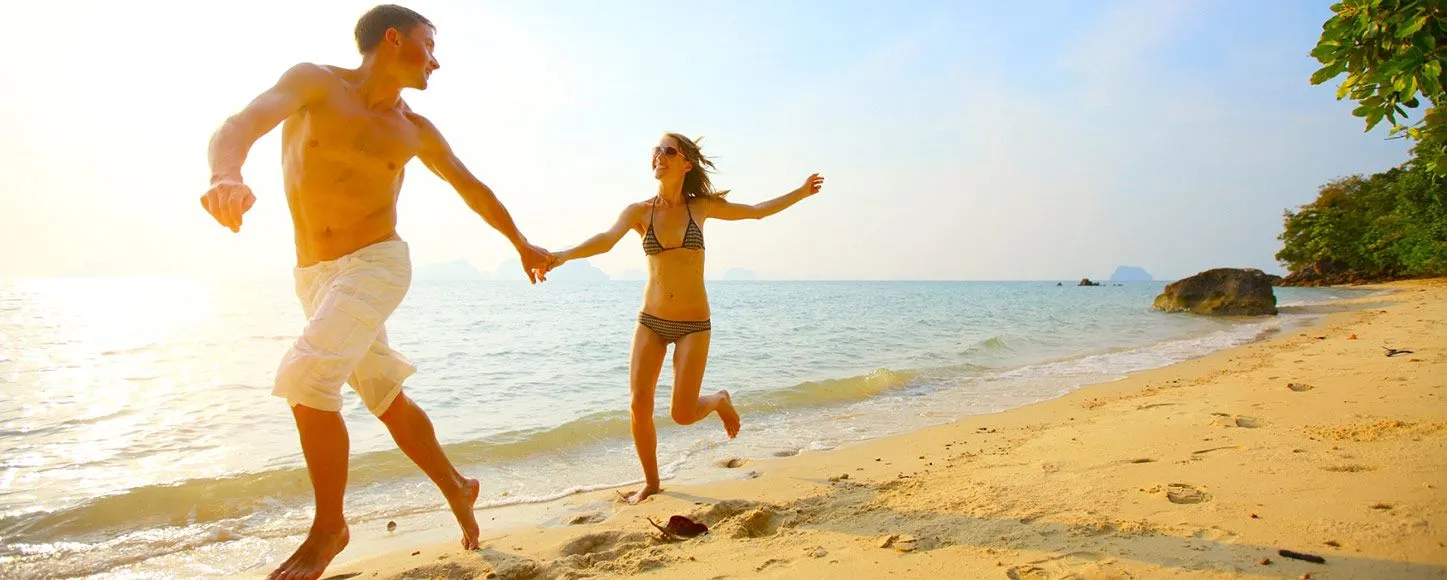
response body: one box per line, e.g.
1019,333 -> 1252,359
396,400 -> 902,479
652,146 -> 680,158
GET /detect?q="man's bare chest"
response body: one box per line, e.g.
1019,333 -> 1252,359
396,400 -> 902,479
290,97 -> 423,172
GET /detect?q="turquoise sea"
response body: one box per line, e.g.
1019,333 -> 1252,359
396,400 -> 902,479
0,277 -> 1372,577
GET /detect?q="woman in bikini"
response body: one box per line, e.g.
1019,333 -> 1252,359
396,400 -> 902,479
544,133 -> 824,503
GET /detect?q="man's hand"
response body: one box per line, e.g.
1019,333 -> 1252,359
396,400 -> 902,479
201,180 -> 256,232
518,242 -> 553,283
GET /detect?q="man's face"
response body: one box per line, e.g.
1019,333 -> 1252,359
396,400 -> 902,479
391,25 -> 439,90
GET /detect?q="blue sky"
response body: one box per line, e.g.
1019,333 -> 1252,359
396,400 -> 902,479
0,0 -> 1413,281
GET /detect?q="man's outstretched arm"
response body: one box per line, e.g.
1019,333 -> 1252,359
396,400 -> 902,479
208,62 -> 329,184
202,63 -> 330,231
414,116 -> 552,282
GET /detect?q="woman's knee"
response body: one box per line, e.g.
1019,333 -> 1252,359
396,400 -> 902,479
669,405 -> 700,426
630,397 -> 655,420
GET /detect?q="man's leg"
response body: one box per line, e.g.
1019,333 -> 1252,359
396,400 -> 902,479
272,246 -> 411,579
270,405 -> 351,580
377,394 -> 480,549
352,327 -> 480,549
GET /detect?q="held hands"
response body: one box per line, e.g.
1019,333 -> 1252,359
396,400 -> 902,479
518,242 -> 555,284
201,180 -> 256,232
797,173 -> 825,197
538,251 -> 568,278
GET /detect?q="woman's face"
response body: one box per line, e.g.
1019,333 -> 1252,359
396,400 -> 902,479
652,135 -> 693,181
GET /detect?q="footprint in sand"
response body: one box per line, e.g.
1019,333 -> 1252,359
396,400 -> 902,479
727,507 -> 792,539
1288,382 -> 1315,392
1007,564 -> 1053,575
559,531 -> 649,557
1322,464 -> 1374,473
1006,565 -> 1050,580
567,512 -> 606,525
717,457 -> 750,469
1166,483 -> 1211,505
1210,414 -> 1262,429
755,558 -> 790,572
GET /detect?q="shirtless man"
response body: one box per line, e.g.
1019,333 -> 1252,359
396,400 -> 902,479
199,5 -> 551,579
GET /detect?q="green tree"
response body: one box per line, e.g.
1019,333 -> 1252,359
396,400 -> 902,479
1309,0 -> 1447,174
1277,163 -> 1447,282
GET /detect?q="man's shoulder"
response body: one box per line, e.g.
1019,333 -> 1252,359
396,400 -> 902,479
400,105 -> 438,133
277,63 -> 345,93
282,62 -> 340,80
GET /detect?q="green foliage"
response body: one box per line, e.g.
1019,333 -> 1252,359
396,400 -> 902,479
1310,0 -> 1447,174
1276,162 -> 1447,281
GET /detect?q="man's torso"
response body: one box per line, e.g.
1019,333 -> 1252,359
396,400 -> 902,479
281,66 -> 423,267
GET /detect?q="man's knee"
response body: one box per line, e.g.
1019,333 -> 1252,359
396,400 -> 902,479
377,393 -> 413,425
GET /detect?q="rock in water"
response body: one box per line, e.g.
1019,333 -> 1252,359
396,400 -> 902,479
1152,268 -> 1278,316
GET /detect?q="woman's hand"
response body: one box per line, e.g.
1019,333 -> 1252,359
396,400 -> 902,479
543,251 -> 569,274
797,173 -> 825,197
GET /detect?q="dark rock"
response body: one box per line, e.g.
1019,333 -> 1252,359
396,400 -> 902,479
1153,268 -> 1278,316
1078,278 -> 1100,286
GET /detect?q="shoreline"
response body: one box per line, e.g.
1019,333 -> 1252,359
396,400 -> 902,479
302,279 -> 1446,580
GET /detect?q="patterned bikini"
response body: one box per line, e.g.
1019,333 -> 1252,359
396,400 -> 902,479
639,199 -> 711,343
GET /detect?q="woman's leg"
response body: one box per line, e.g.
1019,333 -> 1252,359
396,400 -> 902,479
625,323 -> 669,504
669,330 -> 741,438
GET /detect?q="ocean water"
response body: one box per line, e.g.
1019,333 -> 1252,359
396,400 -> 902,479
0,278 -> 1372,578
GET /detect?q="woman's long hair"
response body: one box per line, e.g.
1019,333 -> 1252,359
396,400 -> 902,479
667,133 -> 730,199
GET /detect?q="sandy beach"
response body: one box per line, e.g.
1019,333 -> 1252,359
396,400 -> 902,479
322,280 -> 1446,580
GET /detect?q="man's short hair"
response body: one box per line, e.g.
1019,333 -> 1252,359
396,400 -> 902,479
355,4 -> 434,54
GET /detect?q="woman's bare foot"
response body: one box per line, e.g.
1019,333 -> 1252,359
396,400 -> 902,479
268,523 -> 349,580
717,390 -> 741,439
446,478 -> 482,549
622,483 -> 662,505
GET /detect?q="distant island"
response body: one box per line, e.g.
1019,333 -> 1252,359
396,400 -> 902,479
495,258 -> 610,282
1109,266 -> 1153,282
415,259 -> 618,282
719,268 -> 758,281
414,259 -> 492,281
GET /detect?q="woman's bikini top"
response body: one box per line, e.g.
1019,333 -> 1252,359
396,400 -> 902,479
642,198 -> 705,255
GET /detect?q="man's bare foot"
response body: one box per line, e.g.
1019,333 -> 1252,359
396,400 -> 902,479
268,523 -> 349,580
622,483 -> 662,505
717,390 -> 741,439
446,478 -> 481,549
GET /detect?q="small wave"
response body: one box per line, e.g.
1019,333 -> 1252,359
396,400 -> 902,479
995,319 -> 1286,384
960,335 -> 1013,357
0,407 -> 133,440
0,436 -> 727,579
0,367 -> 926,545
739,369 -> 919,413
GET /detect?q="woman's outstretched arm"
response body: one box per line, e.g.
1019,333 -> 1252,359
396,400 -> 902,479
704,173 -> 825,221
551,203 -> 644,267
